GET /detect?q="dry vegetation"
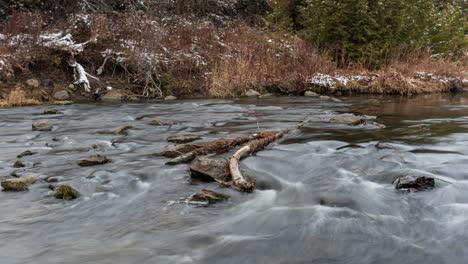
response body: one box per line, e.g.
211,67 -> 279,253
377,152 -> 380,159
0,9 -> 467,105
0,87 -> 42,107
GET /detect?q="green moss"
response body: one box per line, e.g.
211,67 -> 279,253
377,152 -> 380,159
54,185 -> 80,200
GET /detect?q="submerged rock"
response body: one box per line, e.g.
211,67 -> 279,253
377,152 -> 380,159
17,150 -> 37,158
114,125 -> 134,135
160,144 -> 199,158
330,116 -> 362,125
1,176 -> 37,191
32,121 -> 52,131
259,93 -> 275,99
13,160 -> 25,168
394,176 -> 435,191
167,135 -> 201,144
186,189 -> 229,205
54,185 -> 80,200
245,89 -> 261,98
53,90 -> 70,100
43,107 -> 61,115
78,155 -> 110,167
190,157 -> 231,183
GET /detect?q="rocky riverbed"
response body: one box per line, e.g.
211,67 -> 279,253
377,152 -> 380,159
1,95 -> 468,263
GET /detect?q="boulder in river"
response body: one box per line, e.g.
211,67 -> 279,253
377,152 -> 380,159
394,176 -> 435,191
160,144 -> 199,158
17,150 -> 37,158
43,108 -> 61,115
13,160 -> 25,168
78,155 -> 110,167
54,185 -> 80,200
167,135 -> 201,144
330,116 -> 362,125
1,176 -> 37,191
32,121 -> 53,131
190,157 -> 231,183
375,142 -> 394,149
245,89 -> 261,98
114,125 -> 134,135
186,189 -> 229,205
53,90 -> 70,100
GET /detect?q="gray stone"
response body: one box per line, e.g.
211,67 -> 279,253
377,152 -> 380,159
190,157 -> 231,183
32,121 -> 53,131
304,91 -> 319,97
245,89 -> 261,98
78,155 -> 110,167
101,90 -> 123,101
164,95 -> 177,101
395,176 -> 435,191
43,108 -> 60,115
1,176 -> 37,191
53,90 -> 70,100
25,79 -> 40,88
17,150 -> 37,158
13,161 -> 25,168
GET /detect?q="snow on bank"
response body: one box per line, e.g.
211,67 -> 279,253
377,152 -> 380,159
306,73 -> 377,89
0,32 -> 88,53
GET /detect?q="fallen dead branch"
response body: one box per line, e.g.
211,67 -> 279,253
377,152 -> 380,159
229,129 -> 291,191
164,132 -> 277,165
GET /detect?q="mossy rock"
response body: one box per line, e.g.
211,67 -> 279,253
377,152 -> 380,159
187,189 -> 229,205
54,185 -> 80,200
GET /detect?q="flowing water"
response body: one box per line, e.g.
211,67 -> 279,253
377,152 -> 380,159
1,95 -> 468,264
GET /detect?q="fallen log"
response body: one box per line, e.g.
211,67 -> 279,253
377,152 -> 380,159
165,132 -> 277,165
229,130 -> 290,191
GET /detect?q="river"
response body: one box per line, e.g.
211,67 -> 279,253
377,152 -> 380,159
1,95 -> 468,264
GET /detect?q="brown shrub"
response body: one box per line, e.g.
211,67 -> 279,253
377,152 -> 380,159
0,87 -> 42,108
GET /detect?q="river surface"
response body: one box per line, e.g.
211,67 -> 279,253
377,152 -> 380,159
1,95 -> 468,264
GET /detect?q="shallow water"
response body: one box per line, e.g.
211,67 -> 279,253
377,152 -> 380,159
1,95 -> 468,264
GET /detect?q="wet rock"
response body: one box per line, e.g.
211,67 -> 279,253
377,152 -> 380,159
53,100 -> 73,105
190,157 -> 231,183
54,185 -> 80,200
32,121 -> 52,131
186,189 -> 229,205
304,91 -> 319,97
53,90 -> 70,100
160,144 -> 200,158
394,176 -> 435,191
319,95 -> 331,100
101,90 -> 123,101
25,78 -> 40,88
245,89 -> 261,98
43,107 -> 60,115
17,150 -> 37,158
149,120 -> 162,126
375,142 -> 394,149
164,95 -> 177,101
358,120 -> 386,128
13,161 -> 25,168
330,116 -> 362,125
78,155 -> 110,167
111,138 -> 126,146
46,177 -> 59,183
114,125 -> 134,135
167,135 -> 201,144
330,97 -> 342,102
1,176 -> 37,191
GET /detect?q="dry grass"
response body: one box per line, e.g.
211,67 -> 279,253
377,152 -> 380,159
0,87 -> 42,108
210,26 -> 335,97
